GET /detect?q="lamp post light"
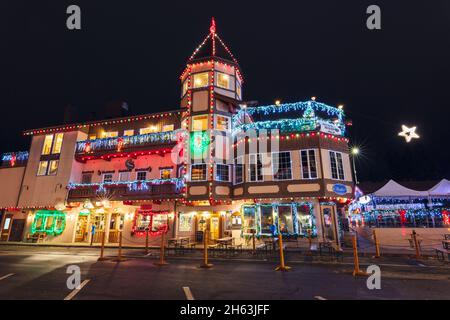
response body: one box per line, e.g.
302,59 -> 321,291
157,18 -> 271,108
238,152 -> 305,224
351,147 -> 359,185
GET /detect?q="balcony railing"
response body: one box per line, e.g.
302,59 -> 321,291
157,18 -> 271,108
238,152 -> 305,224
67,178 -> 185,201
75,130 -> 181,156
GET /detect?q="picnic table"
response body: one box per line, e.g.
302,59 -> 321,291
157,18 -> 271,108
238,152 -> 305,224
167,237 -> 195,254
434,236 -> 450,261
216,237 -> 233,249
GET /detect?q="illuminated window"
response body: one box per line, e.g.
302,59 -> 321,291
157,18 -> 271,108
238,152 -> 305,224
152,214 -> 167,232
278,205 -> 294,234
41,135 -> 54,155
140,126 -> 158,135
182,80 -> 189,96
260,205 -> 274,235
89,135 -> 97,140
3,217 -> 11,230
192,115 -> 208,131
136,171 -> 147,181
179,213 -> 193,232
103,174 -> 113,183
242,206 -> 256,234
119,172 -> 130,181
215,115 -> 230,131
48,160 -> 59,176
162,124 -> 174,132
193,72 -> 209,88
215,164 -> 230,182
190,164 -> 207,181
236,81 -> 242,99
160,168 -> 172,180
51,133 -> 64,154
103,132 -> 118,138
301,149 -> 318,179
217,73 -> 230,89
124,130 -> 134,136
135,213 -> 151,232
37,161 -> 48,176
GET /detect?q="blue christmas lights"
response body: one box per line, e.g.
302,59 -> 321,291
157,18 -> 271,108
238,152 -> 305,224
68,178 -> 185,193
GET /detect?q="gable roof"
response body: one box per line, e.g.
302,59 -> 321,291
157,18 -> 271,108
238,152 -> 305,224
372,179 -> 429,197
428,179 -> 450,196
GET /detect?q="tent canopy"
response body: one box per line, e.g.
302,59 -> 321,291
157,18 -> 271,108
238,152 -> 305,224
372,180 -> 429,198
428,179 -> 450,197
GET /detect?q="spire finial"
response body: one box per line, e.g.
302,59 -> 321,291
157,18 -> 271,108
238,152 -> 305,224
210,17 -> 216,35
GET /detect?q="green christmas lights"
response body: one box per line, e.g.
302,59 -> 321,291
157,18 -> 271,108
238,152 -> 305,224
31,210 -> 66,236
190,131 -> 210,157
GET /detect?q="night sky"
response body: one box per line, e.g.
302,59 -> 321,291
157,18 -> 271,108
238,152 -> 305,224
1,1 -> 449,182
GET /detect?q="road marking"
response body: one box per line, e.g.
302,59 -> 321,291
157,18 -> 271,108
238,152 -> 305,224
314,295 -> 327,300
0,273 -> 14,281
64,279 -> 90,300
183,286 -> 195,300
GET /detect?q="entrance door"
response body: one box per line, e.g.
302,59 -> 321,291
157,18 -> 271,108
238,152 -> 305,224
1,214 -> 13,241
75,215 -> 88,242
108,213 -> 123,243
210,216 -> 220,240
9,219 -> 25,242
321,206 -> 336,242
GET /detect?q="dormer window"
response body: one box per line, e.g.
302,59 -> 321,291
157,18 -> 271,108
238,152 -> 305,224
193,72 -> 209,88
103,131 -> 118,138
140,126 -> 158,135
217,73 -> 230,89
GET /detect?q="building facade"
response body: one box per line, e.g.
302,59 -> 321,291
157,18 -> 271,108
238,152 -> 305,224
0,20 -> 354,247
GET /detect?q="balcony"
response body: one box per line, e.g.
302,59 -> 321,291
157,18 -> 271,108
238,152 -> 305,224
75,130 -> 181,161
67,178 -> 185,201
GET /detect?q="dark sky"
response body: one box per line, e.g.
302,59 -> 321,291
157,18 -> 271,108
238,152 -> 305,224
1,1 -> 449,182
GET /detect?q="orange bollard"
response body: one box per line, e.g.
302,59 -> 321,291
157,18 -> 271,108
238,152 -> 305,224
352,234 -> 368,277
275,232 -> 291,271
373,229 -> 381,258
200,228 -> 213,269
154,228 -> 168,266
98,231 -> 108,261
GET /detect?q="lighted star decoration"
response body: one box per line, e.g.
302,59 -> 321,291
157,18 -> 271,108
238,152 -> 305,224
398,125 -> 420,143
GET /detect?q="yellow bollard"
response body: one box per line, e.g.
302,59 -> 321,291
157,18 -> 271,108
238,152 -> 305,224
98,231 -> 108,261
352,234 -> 368,277
307,229 -> 312,253
412,230 -> 421,259
373,229 -> 381,258
275,232 -> 291,271
154,228 -> 168,266
252,229 -> 256,255
114,230 -> 127,262
200,228 -> 213,268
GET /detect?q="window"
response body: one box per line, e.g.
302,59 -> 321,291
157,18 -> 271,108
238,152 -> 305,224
192,115 -> 208,131
234,157 -> 244,184
37,161 -> 49,176
103,132 -> 118,138
160,168 -> 172,179
217,73 -> 230,89
182,80 -> 189,96
278,205 -> 294,234
119,172 -> 130,181
140,126 -> 158,135
3,218 -> 11,230
215,115 -> 230,131
135,213 -> 151,232
42,135 -> 54,155
52,133 -> 64,154
103,174 -> 113,183
215,164 -> 230,182
136,171 -> 147,181
82,173 -> 92,184
47,160 -> 59,176
179,213 -> 193,232
329,151 -> 345,180
242,206 -> 256,233
249,154 -> 263,182
89,135 -> 97,140
260,205 -> 274,235
301,149 -> 318,179
272,152 -> 292,180
152,214 -> 167,232
124,130 -> 134,136
191,164 -> 207,181
296,204 -> 315,236
162,124 -> 174,132
236,81 -> 242,99
193,72 -> 209,88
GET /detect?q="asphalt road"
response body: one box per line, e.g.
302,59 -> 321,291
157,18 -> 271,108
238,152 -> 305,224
0,246 -> 449,300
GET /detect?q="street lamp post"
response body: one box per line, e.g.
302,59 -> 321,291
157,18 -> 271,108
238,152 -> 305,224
351,147 -> 359,185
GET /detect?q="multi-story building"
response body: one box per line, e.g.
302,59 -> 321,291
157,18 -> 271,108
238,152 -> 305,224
0,19 -> 354,247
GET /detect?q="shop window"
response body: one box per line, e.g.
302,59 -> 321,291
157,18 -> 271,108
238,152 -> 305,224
89,135 -> 97,140
192,115 -> 208,131
215,164 -> 230,182
124,130 -> 134,136
272,152 -> 292,180
37,161 -> 49,176
135,213 -> 151,233
41,134 -> 54,155
51,133 -> 64,154
162,124 -> 174,132
152,214 -> 168,232
136,171 -> 147,181
249,154 -> 263,182
296,203 -> 315,236
31,210 -> 66,236
193,72 -> 209,88
301,149 -> 318,179
140,126 -> 158,135
217,72 -> 230,89
215,115 -> 230,131
260,205 -> 274,235
191,164 -> 207,181
179,213 -> 193,232
103,131 -> 118,138
47,160 -> 59,176
242,206 -> 256,234
82,173 -> 92,184
231,212 -> 242,229
103,173 -> 113,183
329,151 -> 345,180
92,213 -> 105,231
234,157 -> 244,184
119,172 -> 130,181
278,205 -> 294,234
160,168 -> 172,179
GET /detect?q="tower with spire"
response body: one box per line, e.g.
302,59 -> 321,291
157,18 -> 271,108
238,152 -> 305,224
180,18 -> 243,204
